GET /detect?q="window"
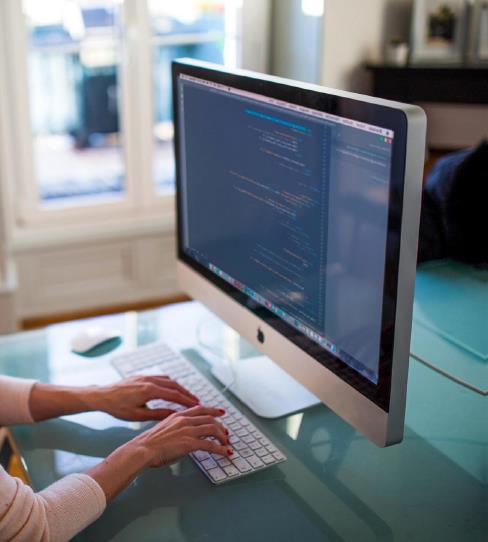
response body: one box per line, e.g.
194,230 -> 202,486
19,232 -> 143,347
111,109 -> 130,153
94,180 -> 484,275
149,1 -> 239,194
24,0 -> 126,204
0,0 -> 268,231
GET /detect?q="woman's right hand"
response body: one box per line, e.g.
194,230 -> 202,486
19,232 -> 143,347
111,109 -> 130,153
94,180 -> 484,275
133,405 -> 232,468
88,405 -> 233,502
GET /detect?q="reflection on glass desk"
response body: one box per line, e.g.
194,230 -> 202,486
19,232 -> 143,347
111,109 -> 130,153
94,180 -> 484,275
0,261 -> 485,541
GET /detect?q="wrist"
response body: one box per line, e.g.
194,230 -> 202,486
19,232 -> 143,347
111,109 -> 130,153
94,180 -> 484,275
87,439 -> 152,503
30,383 -> 100,421
80,385 -> 107,412
115,438 -> 154,472
128,433 -> 157,469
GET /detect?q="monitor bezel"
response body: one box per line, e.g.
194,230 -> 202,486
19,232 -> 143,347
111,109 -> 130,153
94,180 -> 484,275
172,59 -> 409,414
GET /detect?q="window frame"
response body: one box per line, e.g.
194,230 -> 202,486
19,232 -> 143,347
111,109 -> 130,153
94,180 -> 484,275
0,0 -> 270,244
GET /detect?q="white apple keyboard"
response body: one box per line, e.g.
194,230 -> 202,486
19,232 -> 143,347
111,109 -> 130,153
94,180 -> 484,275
111,341 -> 286,484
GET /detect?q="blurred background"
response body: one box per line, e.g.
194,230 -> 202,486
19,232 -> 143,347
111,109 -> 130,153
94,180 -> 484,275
0,0 -> 486,332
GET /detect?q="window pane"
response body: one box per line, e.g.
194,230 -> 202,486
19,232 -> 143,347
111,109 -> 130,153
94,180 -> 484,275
23,0 -> 125,205
149,0 -> 239,194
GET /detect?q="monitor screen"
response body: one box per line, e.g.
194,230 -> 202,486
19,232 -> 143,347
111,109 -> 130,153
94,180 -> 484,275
174,62 -> 410,414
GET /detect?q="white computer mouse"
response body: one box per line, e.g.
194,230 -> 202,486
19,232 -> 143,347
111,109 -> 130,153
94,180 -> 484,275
70,327 -> 121,354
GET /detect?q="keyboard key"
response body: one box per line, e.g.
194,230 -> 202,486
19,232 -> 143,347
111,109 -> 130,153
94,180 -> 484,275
223,465 -> 240,477
229,435 -> 240,445
261,454 -> 274,465
273,451 -> 285,461
242,435 -> 254,444
217,457 -> 231,467
232,457 -> 252,473
194,451 -> 210,462
239,448 -> 253,458
236,429 -> 249,438
256,448 -> 267,457
249,441 -> 261,450
266,445 -> 277,453
207,467 -> 227,482
201,458 -> 218,470
247,455 -> 264,469
233,440 -> 247,450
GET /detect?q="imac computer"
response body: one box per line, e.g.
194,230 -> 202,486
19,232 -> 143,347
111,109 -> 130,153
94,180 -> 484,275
172,59 -> 426,447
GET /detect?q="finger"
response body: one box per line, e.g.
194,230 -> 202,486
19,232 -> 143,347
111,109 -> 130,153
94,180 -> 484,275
189,424 -> 228,445
179,415 -> 229,440
140,407 -> 176,420
142,376 -> 199,402
178,405 -> 226,418
145,385 -> 198,408
192,437 -> 233,458
178,415 -> 228,432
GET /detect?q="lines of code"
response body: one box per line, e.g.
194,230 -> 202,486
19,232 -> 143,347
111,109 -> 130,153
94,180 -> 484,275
181,81 -> 330,331
179,77 -> 393,382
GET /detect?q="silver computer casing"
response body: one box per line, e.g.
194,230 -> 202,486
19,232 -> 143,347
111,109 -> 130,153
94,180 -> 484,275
176,60 -> 426,447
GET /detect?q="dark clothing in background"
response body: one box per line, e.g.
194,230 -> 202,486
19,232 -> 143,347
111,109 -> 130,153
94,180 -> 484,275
417,141 -> 487,265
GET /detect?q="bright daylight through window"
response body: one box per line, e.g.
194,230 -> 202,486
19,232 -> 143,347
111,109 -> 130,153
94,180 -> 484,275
22,0 -> 237,206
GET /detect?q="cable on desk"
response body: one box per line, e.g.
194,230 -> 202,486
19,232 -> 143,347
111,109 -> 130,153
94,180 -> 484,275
195,321 -> 237,395
410,351 -> 487,396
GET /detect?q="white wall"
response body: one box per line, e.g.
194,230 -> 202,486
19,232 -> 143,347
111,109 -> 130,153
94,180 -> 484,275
0,188 -> 18,333
320,0 -> 412,92
0,24 -> 18,332
270,0 -> 323,83
319,0 -> 487,149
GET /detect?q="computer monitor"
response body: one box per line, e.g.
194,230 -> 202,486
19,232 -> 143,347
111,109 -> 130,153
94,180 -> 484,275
172,59 -> 426,447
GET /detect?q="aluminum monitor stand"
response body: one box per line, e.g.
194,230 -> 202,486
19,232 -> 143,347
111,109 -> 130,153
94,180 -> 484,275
212,354 -> 320,419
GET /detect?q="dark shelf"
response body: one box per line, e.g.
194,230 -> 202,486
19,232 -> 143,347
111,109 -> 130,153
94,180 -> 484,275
365,64 -> 488,104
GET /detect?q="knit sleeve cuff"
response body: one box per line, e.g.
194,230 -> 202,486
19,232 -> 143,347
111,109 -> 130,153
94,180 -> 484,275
38,473 -> 107,541
0,376 -> 37,425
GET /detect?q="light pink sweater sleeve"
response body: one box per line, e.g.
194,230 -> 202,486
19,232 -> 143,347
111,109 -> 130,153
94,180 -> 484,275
0,376 -> 106,541
0,375 -> 37,425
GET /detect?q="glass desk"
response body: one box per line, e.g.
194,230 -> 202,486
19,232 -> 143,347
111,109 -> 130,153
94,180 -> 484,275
0,261 -> 485,541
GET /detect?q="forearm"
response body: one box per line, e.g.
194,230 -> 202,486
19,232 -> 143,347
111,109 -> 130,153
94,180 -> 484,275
1,467 -> 106,542
29,382 -> 101,421
86,440 -> 150,503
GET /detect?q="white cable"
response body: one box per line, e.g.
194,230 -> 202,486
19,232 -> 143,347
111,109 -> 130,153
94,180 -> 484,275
410,351 -> 487,396
195,321 -> 237,395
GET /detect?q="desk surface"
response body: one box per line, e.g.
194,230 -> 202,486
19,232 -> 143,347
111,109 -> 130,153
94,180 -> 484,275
0,261 -> 486,541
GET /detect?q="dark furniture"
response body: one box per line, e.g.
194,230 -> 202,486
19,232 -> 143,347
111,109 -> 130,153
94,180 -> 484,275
366,64 -> 488,105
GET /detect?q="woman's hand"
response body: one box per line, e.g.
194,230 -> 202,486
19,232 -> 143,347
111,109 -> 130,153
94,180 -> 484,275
91,375 -> 200,421
87,405 -> 232,501
30,376 -> 199,422
133,405 -> 232,467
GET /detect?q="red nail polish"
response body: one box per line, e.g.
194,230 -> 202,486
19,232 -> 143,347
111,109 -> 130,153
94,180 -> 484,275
227,448 -> 234,456
218,408 -> 226,414
224,428 -> 229,435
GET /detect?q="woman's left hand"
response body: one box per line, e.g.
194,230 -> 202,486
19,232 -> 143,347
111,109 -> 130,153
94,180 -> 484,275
90,375 -> 200,421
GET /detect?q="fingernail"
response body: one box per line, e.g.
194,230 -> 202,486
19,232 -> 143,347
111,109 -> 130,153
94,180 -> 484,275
218,408 -> 226,414
224,428 -> 229,435
227,448 -> 234,456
